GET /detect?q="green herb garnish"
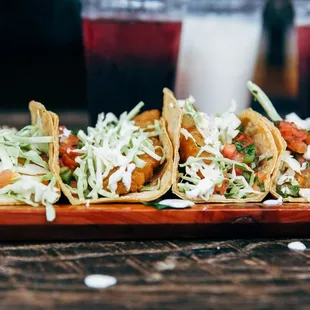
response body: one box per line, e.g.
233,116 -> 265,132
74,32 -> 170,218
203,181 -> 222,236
237,124 -> 245,132
234,142 -> 244,153
258,182 -> 265,192
243,171 -> 251,183
279,185 -> 300,198
243,145 -> 256,164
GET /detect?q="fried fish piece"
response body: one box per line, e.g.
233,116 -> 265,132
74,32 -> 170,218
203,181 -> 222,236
137,138 -> 163,180
134,110 -> 160,128
102,137 -> 164,195
103,167 -> 146,195
179,114 -> 210,164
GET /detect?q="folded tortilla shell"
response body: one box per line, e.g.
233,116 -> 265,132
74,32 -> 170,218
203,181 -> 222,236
261,118 -> 309,202
0,101 -> 60,205
162,88 -> 279,203
51,114 -> 173,205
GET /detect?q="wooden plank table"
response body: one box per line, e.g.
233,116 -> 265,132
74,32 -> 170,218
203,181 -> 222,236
0,239 -> 309,309
1,203 -> 310,240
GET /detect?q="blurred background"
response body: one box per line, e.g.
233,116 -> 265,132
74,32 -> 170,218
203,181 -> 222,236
0,0 -> 309,128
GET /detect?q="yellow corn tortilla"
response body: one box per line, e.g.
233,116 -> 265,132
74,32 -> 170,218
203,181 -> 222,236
0,101 -> 60,205
262,119 -> 309,202
51,113 -> 173,205
162,88 -> 279,203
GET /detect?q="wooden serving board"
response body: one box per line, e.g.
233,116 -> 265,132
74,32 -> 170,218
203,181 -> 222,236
1,203 -> 310,240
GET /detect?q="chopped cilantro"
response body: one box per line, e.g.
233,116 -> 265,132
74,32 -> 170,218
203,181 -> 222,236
237,124 -> 245,132
267,156 -> 273,161
71,130 -> 79,136
277,185 -> 300,198
234,142 -> 244,153
243,171 -> 251,183
77,141 -> 83,149
258,182 -> 265,192
243,144 -> 256,164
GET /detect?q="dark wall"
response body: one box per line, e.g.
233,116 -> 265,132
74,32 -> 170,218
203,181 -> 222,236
0,0 -> 86,110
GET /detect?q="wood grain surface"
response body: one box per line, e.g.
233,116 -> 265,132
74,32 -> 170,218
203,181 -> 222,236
2,203 -> 310,226
1,203 -> 310,240
0,239 -> 309,310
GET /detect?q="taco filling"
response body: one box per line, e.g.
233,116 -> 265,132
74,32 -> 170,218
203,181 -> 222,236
248,81 -> 310,201
58,102 -> 167,201
176,97 -> 271,200
0,115 -> 59,221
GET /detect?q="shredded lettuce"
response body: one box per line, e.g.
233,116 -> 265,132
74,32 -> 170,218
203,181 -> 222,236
247,81 -> 282,122
65,103 -> 164,200
177,97 -> 263,201
0,118 -> 60,221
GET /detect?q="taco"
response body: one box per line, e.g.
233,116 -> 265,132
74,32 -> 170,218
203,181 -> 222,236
248,81 -> 310,202
162,88 -> 278,202
52,102 -> 173,205
0,101 -> 60,220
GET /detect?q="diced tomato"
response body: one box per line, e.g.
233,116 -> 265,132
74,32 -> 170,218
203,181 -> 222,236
0,170 -> 14,189
278,121 -> 307,141
277,121 -> 309,153
42,180 -> 49,186
70,180 -> 77,188
67,135 -> 79,146
222,144 -> 237,159
61,154 -> 77,171
214,180 -> 229,195
235,133 -> 253,147
257,171 -> 266,182
287,140 -> 307,154
222,144 -> 244,163
40,153 -> 49,162
59,144 -> 69,155
235,168 -> 243,176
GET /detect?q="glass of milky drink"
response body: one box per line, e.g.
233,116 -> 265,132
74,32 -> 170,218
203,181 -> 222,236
81,0 -> 187,125
175,0 -> 264,114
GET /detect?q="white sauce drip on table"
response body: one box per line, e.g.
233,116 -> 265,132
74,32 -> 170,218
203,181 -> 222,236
158,199 -> 195,208
84,274 -> 117,289
287,241 -> 307,252
263,196 -> 283,206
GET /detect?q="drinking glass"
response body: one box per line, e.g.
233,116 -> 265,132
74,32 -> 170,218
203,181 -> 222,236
175,0 -> 264,114
295,0 -> 310,116
81,0 -> 187,125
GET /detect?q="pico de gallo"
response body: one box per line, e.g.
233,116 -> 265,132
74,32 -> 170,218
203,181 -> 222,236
248,80 -> 310,201
177,96 -> 270,201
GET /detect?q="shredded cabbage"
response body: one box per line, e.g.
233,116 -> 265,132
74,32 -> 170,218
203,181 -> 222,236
247,81 -> 282,122
0,117 -> 59,221
177,98 -> 262,200
67,103 -> 164,200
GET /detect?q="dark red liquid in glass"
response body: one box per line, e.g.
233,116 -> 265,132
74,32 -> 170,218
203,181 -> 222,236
298,25 -> 310,116
82,18 -> 182,124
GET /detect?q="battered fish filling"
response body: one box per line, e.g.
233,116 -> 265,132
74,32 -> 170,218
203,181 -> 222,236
177,97 -> 268,200
58,103 -> 166,199
248,81 -> 310,201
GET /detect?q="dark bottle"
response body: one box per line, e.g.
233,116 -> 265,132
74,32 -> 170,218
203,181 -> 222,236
252,0 -> 298,116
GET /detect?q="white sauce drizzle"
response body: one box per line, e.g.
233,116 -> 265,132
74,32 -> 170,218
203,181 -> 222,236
263,196 -> 283,206
158,199 -> 195,208
84,274 -> 117,289
287,241 -> 307,251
